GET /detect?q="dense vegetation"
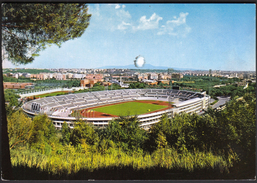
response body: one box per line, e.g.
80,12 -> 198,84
131,69 -> 170,73
4,73 -> 253,102
174,76 -> 253,98
32,91 -> 72,98
3,75 -> 81,88
4,89 -> 21,116
74,83 -> 122,94
2,3 -> 91,64
6,90 -> 255,179
3,68 -> 54,74
3,75 -> 32,83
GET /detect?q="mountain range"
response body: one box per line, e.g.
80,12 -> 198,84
97,64 -> 198,71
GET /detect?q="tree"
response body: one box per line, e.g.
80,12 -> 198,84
93,82 -> 102,87
2,3 -> 91,64
147,114 -> 173,151
1,3 -> 91,179
7,109 -> 32,150
61,122 -> 71,145
155,131 -> 168,149
70,121 -> 98,147
105,117 -> 148,152
104,120 -> 124,148
120,116 -> 148,152
4,89 -> 20,116
28,114 -> 56,151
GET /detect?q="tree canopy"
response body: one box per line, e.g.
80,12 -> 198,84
2,3 -> 91,64
1,3 -> 91,179
5,92 -> 256,179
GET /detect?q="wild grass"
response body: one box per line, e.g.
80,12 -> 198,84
10,146 -> 235,179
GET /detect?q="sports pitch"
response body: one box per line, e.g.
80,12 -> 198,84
92,101 -> 168,116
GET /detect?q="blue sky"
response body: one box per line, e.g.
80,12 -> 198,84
2,3 -> 256,71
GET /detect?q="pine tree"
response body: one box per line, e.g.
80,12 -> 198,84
2,3 -> 91,64
1,3 -> 91,178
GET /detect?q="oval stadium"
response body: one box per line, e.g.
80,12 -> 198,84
22,89 -> 210,130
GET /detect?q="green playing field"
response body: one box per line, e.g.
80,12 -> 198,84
93,101 -> 167,116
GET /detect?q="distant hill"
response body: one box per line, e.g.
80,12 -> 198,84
98,64 -> 197,70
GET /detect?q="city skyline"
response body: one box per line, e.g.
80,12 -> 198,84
2,3 -> 256,71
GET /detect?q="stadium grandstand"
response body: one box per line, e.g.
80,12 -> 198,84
22,89 -> 210,130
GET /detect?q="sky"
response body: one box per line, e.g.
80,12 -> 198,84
2,3 -> 256,71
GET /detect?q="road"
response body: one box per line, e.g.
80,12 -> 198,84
198,96 -> 230,115
211,96 -> 231,109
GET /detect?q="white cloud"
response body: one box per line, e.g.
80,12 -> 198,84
168,12 -> 188,26
157,12 -> 191,37
135,13 -> 163,30
88,4 -> 132,31
116,8 -> 131,19
89,5 -> 190,37
115,4 -> 121,9
118,21 -> 131,30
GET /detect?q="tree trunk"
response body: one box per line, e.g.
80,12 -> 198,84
0,62 -> 13,179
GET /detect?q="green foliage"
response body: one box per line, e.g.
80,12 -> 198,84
131,69 -> 170,73
2,3 -> 91,64
1,2 -> 91,179
219,93 -> 256,156
109,83 -> 122,90
70,83 -> 122,94
155,131 -> 168,149
70,121 -> 99,147
34,91 -> 69,98
3,75 -> 35,84
61,122 -> 71,145
7,92 -> 255,179
7,109 -> 33,149
105,117 -> 148,152
176,75 -> 254,98
63,79 -> 81,88
150,93 -> 255,162
4,68 -> 54,74
93,82 -> 102,87
91,84 -> 105,91
4,89 -> 20,103
10,145 -> 234,179
4,89 -> 21,115
28,114 -> 57,154
129,82 -> 147,89
3,75 -> 19,82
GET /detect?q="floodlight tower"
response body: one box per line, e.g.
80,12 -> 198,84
168,69 -> 174,118
168,92 -> 173,118
168,68 -> 173,90
209,69 -> 212,107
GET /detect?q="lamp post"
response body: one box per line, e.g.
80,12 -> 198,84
209,69 -> 212,107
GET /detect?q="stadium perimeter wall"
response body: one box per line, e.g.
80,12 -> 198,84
22,89 -> 210,130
